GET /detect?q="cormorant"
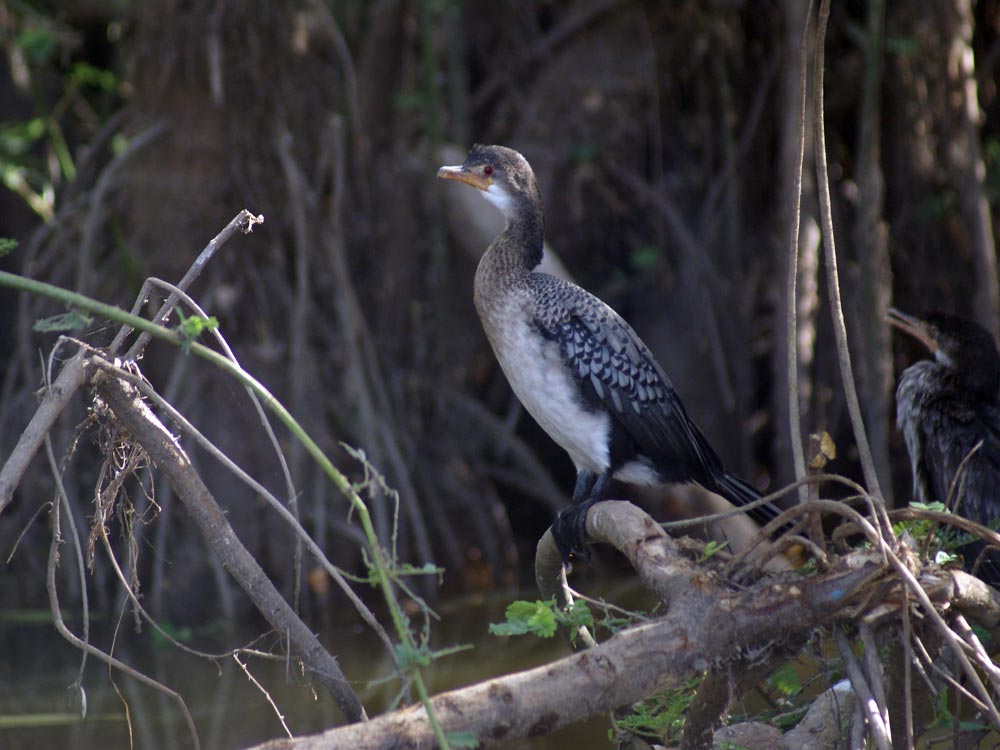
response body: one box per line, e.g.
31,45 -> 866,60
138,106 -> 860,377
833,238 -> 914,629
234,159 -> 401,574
888,308 -> 1000,585
438,144 -> 782,562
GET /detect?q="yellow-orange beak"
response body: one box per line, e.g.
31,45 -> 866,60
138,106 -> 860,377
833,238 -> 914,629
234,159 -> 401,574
437,164 -> 492,191
887,308 -> 938,353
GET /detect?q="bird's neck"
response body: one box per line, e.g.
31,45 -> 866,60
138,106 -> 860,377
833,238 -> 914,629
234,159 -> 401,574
473,213 -> 544,329
958,359 -> 1000,403
482,201 -> 545,277
917,356 -> 1000,405
507,207 -> 544,269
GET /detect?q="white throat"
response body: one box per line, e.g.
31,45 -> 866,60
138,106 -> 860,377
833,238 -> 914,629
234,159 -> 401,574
934,349 -> 953,367
480,182 -> 515,219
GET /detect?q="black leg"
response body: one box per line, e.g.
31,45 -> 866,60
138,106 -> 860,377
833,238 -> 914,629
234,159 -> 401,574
552,469 -> 611,564
589,470 -> 612,501
571,470 -> 597,503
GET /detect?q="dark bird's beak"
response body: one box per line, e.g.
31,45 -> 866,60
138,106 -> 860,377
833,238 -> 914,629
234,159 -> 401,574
887,308 -> 938,353
437,164 -> 492,191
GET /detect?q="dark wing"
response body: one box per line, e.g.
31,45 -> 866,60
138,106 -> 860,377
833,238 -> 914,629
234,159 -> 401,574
917,398 -> 1000,586
929,402 -> 1000,528
536,299 -> 723,484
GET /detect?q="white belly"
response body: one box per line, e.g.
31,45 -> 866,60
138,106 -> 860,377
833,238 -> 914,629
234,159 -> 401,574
487,314 -> 611,475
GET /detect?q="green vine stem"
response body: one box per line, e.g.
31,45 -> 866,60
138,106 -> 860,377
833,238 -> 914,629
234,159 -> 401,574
0,270 -> 451,747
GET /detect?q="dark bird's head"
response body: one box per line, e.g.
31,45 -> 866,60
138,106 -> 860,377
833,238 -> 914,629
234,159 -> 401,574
888,308 -> 1000,399
437,144 -> 541,225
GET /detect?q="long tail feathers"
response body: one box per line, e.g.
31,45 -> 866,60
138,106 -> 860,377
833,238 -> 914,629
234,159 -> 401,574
713,473 -> 787,530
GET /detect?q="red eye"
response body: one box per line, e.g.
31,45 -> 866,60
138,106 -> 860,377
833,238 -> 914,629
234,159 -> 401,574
483,165 -> 493,176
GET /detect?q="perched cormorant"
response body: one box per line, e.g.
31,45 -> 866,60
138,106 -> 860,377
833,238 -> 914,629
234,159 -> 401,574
438,144 -> 782,562
888,308 -> 1000,584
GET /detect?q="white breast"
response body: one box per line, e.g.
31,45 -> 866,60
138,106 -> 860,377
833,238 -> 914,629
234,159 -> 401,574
485,302 -> 611,475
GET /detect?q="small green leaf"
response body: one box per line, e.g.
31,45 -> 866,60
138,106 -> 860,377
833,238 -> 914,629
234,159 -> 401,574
0,238 -> 17,257
69,62 -> 118,92
934,549 -> 959,566
489,600 -> 557,638
565,599 -> 594,631
396,562 -> 444,577
395,643 -> 432,672
174,308 -> 219,352
768,663 -> 802,699
910,501 -> 948,513
613,676 -> 701,741
700,539 -> 729,561
33,309 -> 93,332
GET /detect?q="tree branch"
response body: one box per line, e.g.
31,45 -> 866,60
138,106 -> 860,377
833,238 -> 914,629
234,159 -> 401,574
248,501 -> 881,749
90,362 -> 367,723
0,209 -> 259,516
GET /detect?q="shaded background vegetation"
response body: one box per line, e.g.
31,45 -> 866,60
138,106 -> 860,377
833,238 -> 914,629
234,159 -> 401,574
2,0 -> 1000,630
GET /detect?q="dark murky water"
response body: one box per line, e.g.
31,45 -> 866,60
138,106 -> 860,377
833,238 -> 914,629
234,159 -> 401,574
1,587 -> 619,750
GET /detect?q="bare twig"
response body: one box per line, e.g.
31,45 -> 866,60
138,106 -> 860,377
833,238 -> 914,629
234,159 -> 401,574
0,351 -> 87,515
952,613 -> 1000,693
275,131 -> 313,611
852,0 -> 892,502
0,210 -> 260,516
910,635 -> 989,714
724,495 -> 884,574
813,0 -> 885,506
859,623 -> 892,745
46,493 -> 201,748
899,598 -> 917,749
889,507 -> 1000,556
118,209 -> 263,358
92,487 -> 290,663
307,0 -> 364,155
235,654 -> 293,739
91,364 -> 367,722
834,627 -> 892,750
44,430 -> 90,710
98,354 -> 393,657
142,275 -> 300,547
881,545 -> 1000,728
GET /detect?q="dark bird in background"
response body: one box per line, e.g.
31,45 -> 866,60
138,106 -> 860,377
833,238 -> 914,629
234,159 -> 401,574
437,144 -> 783,563
888,308 -> 1000,585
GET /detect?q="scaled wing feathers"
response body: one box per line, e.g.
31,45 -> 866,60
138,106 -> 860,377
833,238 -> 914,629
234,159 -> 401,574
537,299 -> 724,481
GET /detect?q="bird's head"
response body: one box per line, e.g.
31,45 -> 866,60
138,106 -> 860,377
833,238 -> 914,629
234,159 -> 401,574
437,144 -> 540,222
887,308 -> 944,360
888,308 -> 1000,397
